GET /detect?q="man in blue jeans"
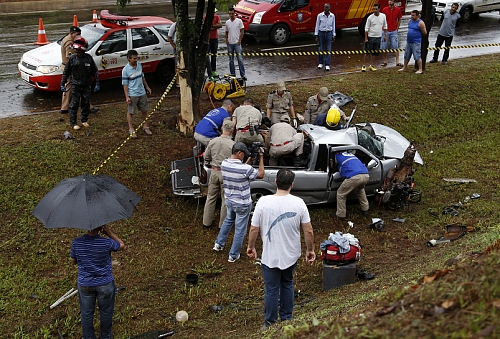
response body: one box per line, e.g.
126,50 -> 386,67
247,169 -> 316,330
70,225 -> 125,339
314,3 -> 336,71
225,7 -> 247,80
213,142 -> 264,262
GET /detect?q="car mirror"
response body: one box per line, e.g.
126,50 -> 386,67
367,159 -> 378,169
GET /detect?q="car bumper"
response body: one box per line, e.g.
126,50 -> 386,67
18,63 -> 61,91
247,24 -> 273,38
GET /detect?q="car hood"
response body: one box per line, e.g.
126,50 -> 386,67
235,0 -> 277,15
370,123 -> 424,165
22,42 -> 62,66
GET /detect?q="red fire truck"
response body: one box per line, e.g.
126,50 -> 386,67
234,0 -> 406,45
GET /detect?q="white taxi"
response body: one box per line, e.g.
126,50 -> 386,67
18,10 -> 175,91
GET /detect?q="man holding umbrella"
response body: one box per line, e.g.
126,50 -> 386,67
71,225 -> 124,339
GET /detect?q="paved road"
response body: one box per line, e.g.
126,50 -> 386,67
0,0 -> 499,118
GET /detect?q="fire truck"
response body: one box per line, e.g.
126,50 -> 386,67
234,0 -> 406,45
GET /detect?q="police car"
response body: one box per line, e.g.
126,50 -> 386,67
18,10 -> 175,91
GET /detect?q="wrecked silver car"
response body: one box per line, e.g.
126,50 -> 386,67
171,120 -> 423,206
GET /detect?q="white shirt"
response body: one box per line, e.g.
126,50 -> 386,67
251,194 -> 311,270
315,12 -> 336,36
168,22 -> 177,44
365,13 -> 387,38
225,18 -> 244,44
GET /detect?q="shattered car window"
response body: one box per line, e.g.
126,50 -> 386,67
358,129 -> 383,158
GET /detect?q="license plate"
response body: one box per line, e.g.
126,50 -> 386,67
21,71 -> 30,82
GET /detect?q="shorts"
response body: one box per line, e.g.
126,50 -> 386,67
404,42 -> 422,61
380,30 -> 398,50
365,37 -> 381,55
128,94 -> 149,114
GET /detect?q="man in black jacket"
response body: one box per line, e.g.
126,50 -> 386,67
61,36 -> 100,130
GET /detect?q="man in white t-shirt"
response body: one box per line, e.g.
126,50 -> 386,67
247,169 -> 315,330
362,4 -> 387,72
225,7 -> 246,80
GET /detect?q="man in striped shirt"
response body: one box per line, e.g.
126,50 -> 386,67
70,225 -> 125,339
213,142 -> 265,262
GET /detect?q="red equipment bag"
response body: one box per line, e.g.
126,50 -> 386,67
321,244 -> 361,265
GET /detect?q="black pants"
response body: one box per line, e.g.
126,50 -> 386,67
433,34 -> 454,62
69,85 -> 91,126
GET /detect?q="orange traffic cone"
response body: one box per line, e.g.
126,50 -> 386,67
73,15 -> 79,27
92,10 -> 98,23
35,18 -> 49,45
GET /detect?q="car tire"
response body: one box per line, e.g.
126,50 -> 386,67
269,24 -> 290,45
251,189 -> 271,213
358,16 -> 368,37
155,59 -> 175,83
460,7 -> 472,23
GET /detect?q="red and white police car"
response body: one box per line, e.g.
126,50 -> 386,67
18,10 -> 175,91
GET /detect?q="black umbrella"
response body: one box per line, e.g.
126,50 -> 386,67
33,174 -> 141,230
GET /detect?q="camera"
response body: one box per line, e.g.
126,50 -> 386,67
248,142 -> 267,158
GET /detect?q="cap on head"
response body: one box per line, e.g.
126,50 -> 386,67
222,118 -> 234,130
70,26 -> 81,34
319,87 -> 329,101
277,81 -> 286,91
232,142 -> 250,156
326,104 -> 341,128
280,115 -> 290,123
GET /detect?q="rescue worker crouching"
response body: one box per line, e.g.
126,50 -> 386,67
303,86 -> 333,124
233,98 -> 265,146
313,103 -> 347,130
268,116 -> 308,167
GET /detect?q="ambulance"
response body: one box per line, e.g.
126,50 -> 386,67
233,0 -> 406,45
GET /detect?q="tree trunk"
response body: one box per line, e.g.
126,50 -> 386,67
177,52 -> 195,135
174,0 -> 217,134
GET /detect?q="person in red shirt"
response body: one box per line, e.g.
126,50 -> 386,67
381,0 -> 403,67
206,9 -> 223,78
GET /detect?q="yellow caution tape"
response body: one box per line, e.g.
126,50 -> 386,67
139,43 -> 500,58
92,74 -> 178,175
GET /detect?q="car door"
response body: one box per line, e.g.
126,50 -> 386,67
328,146 -> 383,201
94,29 -> 129,80
131,27 -> 163,74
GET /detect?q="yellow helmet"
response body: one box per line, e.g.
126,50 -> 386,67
326,105 -> 341,128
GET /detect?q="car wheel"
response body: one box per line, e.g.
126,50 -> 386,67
251,189 -> 270,213
269,24 -> 290,45
358,16 -> 368,37
155,59 -> 175,83
461,7 -> 472,23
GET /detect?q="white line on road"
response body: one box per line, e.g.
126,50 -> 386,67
1,43 -> 32,48
261,43 -> 317,51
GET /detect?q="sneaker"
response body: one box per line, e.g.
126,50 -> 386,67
442,61 -> 448,65
361,65 -> 366,72
213,243 -> 223,251
60,109 -> 68,114
211,71 -> 218,77
89,107 -> 99,114
143,127 -> 152,135
369,65 -> 377,71
241,76 -> 247,81
429,59 -> 438,63
129,129 -> 137,138
228,254 -> 240,263
82,122 -> 89,128
73,125 -> 80,130
361,210 -> 369,216
325,65 -> 330,71
317,64 -> 323,69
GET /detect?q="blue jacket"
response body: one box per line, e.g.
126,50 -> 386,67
335,152 -> 369,178
194,107 -> 230,138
